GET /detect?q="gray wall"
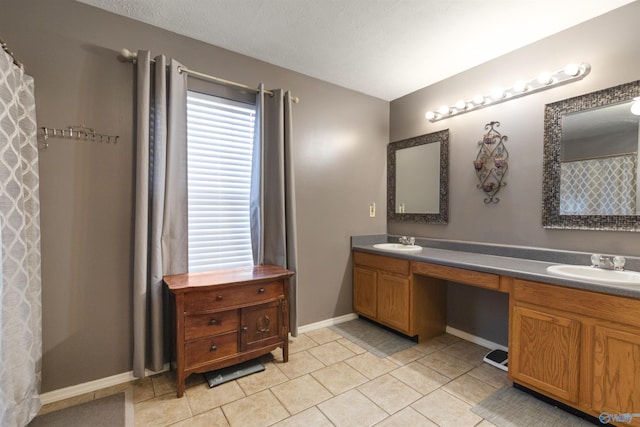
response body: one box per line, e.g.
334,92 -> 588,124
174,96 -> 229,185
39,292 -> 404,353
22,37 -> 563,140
0,0 -> 388,392
389,2 -> 640,346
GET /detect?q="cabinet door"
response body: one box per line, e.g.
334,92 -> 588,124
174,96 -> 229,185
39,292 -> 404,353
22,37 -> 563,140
592,325 -> 640,424
377,273 -> 410,333
240,299 -> 283,352
510,305 -> 581,403
354,266 -> 377,318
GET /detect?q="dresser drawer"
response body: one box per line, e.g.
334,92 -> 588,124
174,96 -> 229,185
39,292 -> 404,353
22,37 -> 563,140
184,281 -> 284,313
184,309 -> 239,341
184,331 -> 238,369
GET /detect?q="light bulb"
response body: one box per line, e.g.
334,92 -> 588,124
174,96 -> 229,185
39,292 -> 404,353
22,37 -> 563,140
512,81 -> 527,93
425,111 -> 436,120
538,72 -> 552,85
564,63 -> 580,77
455,100 -> 466,110
631,98 -> 640,116
473,94 -> 485,105
438,105 -> 450,116
491,88 -> 504,100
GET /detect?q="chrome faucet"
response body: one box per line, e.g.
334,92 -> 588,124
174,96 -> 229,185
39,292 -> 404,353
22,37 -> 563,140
399,236 -> 415,246
591,254 -> 625,271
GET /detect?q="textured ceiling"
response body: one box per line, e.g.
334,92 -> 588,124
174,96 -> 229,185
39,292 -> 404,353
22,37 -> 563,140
77,0 -> 635,101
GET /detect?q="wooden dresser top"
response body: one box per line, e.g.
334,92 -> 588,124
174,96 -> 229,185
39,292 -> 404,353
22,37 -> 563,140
164,265 -> 294,291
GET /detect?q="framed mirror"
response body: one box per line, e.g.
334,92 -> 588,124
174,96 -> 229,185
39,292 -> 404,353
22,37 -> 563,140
542,80 -> 640,231
388,129 -> 449,223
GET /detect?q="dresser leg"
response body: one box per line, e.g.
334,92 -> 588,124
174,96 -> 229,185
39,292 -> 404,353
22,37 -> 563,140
283,340 -> 289,363
177,371 -> 185,398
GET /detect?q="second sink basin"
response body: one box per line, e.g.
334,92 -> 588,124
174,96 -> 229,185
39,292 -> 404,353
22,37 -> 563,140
546,264 -> 640,285
372,243 -> 423,253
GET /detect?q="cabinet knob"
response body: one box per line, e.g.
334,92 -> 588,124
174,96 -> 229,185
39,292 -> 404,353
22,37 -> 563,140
258,288 -> 265,293
209,345 -> 218,352
209,319 -> 218,325
216,295 -> 223,301
241,326 -> 248,332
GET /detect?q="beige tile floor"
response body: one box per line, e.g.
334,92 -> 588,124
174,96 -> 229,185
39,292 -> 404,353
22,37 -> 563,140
40,325 -> 513,427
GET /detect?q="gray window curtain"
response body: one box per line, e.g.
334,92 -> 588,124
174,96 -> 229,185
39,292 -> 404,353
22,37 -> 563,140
133,51 -> 188,377
250,84 -> 299,336
0,48 -> 42,427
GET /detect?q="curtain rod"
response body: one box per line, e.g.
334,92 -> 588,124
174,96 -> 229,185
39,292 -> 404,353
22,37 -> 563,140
0,36 -> 24,69
120,48 -> 299,103
560,151 -> 638,164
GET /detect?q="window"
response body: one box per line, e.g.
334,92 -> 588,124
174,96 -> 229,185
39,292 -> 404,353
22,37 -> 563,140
187,91 -> 256,272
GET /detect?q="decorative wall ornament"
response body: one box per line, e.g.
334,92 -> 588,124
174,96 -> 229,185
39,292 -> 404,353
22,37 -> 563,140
473,121 -> 509,203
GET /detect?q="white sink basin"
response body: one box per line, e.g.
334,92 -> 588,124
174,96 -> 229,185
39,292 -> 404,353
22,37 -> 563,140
372,243 -> 423,253
546,264 -> 640,285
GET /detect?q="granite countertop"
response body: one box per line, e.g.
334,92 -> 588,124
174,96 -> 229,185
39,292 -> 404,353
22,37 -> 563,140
351,235 -> 640,300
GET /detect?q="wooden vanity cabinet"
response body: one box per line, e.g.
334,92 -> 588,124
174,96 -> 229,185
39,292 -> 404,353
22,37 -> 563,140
510,279 -> 640,424
353,251 -> 447,339
377,272 -> 411,332
353,266 -> 378,319
510,304 -> 581,403
353,247 -> 640,423
353,251 -> 412,334
164,265 -> 294,398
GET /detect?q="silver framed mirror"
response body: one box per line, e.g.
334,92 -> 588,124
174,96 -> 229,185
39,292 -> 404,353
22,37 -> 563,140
542,80 -> 640,231
388,129 -> 449,223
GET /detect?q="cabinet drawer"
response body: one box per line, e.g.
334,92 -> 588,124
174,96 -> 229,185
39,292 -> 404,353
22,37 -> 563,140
185,331 -> 238,369
412,261 -> 499,290
513,279 -> 640,328
353,251 -> 410,276
184,281 -> 284,313
185,309 -> 239,341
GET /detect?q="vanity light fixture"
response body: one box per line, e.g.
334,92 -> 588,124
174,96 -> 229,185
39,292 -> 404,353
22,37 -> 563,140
425,63 -> 591,122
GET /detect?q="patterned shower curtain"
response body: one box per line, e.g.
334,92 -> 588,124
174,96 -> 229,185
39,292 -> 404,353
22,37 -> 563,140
560,155 -> 638,215
0,49 -> 42,426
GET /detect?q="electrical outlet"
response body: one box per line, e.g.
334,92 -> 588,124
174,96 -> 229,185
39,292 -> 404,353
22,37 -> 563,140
369,203 -> 376,217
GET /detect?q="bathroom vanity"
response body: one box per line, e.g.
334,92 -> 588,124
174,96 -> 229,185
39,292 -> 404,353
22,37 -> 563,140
164,265 -> 294,397
352,236 -> 640,425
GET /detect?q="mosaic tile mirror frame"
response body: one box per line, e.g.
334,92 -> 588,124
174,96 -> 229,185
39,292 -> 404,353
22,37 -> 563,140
542,80 -> 640,231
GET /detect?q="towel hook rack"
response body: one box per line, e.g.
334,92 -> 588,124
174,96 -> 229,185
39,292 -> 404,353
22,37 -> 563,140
39,125 -> 119,150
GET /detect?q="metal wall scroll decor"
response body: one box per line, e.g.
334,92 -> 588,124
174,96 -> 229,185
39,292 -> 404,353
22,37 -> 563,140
473,121 -> 509,203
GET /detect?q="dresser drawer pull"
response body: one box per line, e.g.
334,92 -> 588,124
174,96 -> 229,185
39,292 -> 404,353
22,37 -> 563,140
258,288 -> 265,293
209,319 -> 219,325
216,295 -> 223,301
209,345 -> 218,352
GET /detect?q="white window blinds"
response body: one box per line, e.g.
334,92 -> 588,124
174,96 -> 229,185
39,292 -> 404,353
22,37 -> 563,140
187,91 -> 256,272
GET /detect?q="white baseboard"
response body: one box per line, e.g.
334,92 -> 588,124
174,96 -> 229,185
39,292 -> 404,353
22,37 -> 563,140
446,326 -> 508,353
40,316 -> 505,405
39,314 -> 360,405
39,364 -> 169,405
296,313 -> 358,334
298,314 -> 509,354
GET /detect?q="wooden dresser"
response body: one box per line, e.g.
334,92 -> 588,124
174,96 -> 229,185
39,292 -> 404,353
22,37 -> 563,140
164,265 -> 294,397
